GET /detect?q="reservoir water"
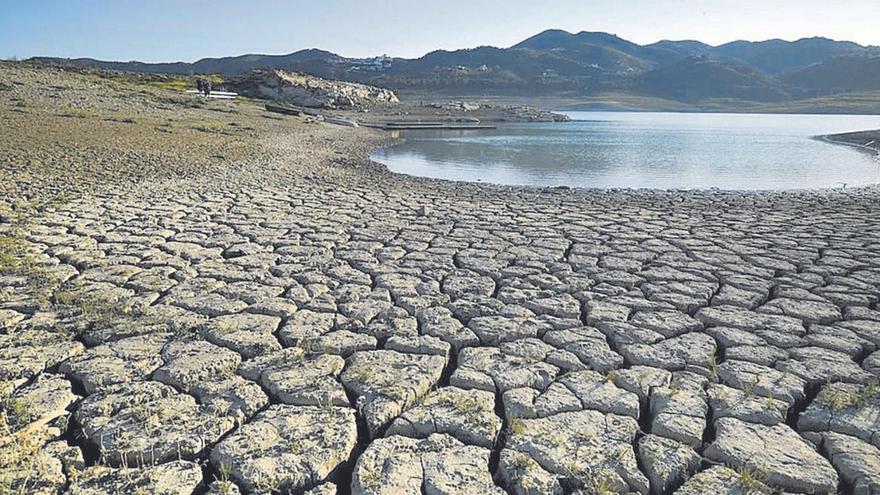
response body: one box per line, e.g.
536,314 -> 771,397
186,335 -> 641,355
370,112 -> 880,190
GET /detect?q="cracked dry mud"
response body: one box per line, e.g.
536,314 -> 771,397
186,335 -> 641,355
2,62 -> 880,494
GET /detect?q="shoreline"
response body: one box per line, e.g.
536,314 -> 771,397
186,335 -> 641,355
365,127 -> 880,196
817,130 -> 880,157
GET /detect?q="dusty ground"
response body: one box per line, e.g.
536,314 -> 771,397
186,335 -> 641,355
1,62 -> 880,495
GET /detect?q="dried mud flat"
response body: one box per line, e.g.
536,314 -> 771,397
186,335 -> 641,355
2,62 -> 880,495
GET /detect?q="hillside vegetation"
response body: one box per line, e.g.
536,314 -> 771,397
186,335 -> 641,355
27,29 -> 880,112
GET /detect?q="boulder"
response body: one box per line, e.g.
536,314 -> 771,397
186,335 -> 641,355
235,70 -> 399,110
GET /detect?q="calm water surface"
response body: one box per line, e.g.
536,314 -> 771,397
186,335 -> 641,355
371,112 -> 880,190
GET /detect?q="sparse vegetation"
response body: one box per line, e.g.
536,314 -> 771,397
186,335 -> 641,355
108,116 -> 138,124
737,467 -> 767,491
818,382 -> 879,411
707,352 -> 720,380
59,108 -> 95,119
359,465 -> 382,489
192,121 -> 229,134
507,452 -> 533,476
353,367 -> 376,383
508,418 -> 527,436
0,194 -> 76,307
0,400 -> 52,494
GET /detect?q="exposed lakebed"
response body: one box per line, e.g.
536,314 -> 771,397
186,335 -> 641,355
372,112 -> 880,190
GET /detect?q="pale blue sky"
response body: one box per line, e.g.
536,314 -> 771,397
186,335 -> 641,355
2,0 -> 879,62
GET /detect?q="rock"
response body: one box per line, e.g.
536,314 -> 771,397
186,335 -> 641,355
5,373 -> 77,426
237,70 -> 399,110
673,466 -> 772,494
723,344 -> 787,366
351,433 -> 503,495
630,310 -> 702,338
201,313 -> 282,358
59,333 -> 171,393
649,372 -> 708,448
612,366 -> 672,405
503,409 -> 648,494
619,332 -> 716,375
152,338 -> 241,392
172,293 -> 248,317
385,334 -> 451,358
450,341 -> 559,393
503,370 -> 640,420
386,386 -> 500,448
0,440 -> 67,495
865,350 -> 880,378
278,309 -> 335,344
75,381 -> 235,466
711,284 -> 766,309
716,359 -> 806,406
498,448 -> 563,495
705,418 -> 838,493
798,381 -> 880,448
211,404 -> 357,493
298,329 -> 377,357
305,483 -> 337,495
707,383 -> 788,426
758,297 -> 841,324
822,432 -> 880,495
69,460 -> 203,495
417,306 -> 479,350
695,305 -> 805,337
341,350 -> 446,437
638,434 -> 701,495
239,347 -> 348,406
522,293 -> 581,319
543,325 -> 624,372
0,330 -> 84,383
777,345 -> 875,385
150,338 -> 267,418
442,271 -> 495,300
190,376 -> 269,418
468,316 -> 548,345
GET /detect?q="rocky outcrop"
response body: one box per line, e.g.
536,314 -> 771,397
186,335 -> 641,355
234,70 -> 399,110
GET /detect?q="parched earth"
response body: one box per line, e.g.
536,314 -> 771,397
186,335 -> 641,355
2,63 -> 880,494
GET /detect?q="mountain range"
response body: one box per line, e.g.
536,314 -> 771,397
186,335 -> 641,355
28,29 -> 880,106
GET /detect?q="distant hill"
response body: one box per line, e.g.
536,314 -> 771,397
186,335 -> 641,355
25,30 -> 880,109
29,48 -> 342,75
635,56 -> 793,102
782,56 -> 880,92
711,37 -> 878,75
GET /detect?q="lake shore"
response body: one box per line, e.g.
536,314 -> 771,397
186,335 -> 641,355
2,63 -> 880,494
821,128 -> 880,155
376,112 -> 880,190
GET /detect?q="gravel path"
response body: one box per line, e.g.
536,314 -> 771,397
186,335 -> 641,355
2,62 -> 880,495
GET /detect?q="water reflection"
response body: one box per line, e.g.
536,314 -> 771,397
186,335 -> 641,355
372,112 -> 880,190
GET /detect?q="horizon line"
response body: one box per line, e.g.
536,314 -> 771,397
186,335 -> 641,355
5,29 -> 876,65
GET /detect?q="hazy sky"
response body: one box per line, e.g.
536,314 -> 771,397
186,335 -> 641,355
3,0 -> 880,62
